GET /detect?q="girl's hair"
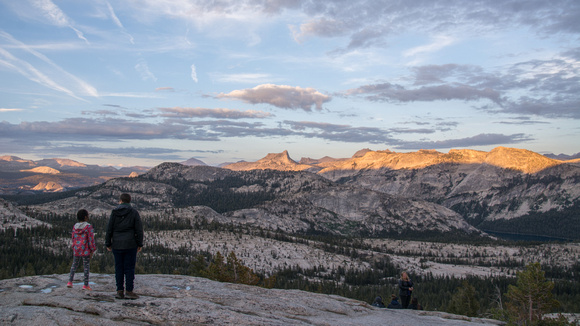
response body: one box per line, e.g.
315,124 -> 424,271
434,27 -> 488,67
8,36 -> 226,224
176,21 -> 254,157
401,271 -> 409,281
77,209 -> 89,222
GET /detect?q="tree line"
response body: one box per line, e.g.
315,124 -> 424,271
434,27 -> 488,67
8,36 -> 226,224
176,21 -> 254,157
1,210 -> 578,325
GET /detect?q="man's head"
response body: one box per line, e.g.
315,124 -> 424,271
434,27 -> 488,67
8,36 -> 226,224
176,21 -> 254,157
120,193 -> 131,203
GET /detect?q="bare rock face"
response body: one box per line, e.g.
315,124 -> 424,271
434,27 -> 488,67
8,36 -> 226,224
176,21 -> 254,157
0,274 -> 503,326
225,150 -> 318,172
0,198 -> 49,231
31,181 -> 64,192
20,166 -> 61,174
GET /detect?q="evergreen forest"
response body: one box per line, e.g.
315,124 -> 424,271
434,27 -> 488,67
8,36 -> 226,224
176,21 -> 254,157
1,209 -> 579,325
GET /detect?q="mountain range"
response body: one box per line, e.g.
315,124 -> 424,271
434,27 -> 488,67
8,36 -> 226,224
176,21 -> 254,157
0,156 -> 148,194
4,146 -> 579,240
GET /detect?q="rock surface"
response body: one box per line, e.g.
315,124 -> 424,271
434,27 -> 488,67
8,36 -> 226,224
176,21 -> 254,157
0,274 -> 504,325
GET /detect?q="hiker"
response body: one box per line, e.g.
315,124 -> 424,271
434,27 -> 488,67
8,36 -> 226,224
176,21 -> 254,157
408,297 -> 423,310
67,209 -> 96,290
387,294 -> 403,309
398,271 -> 414,308
371,295 -> 386,308
106,193 -> 144,300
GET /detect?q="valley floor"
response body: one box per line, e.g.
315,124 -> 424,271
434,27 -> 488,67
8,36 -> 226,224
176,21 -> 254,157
147,229 -> 580,279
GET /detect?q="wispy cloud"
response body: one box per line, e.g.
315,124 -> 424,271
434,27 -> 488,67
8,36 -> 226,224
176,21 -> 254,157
135,58 -> 157,82
396,133 -> 532,150
209,73 -> 276,84
33,0 -> 88,43
216,84 -> 331,111
0,31 -> 98,99
159,107 -> 273,119
191,64 -> 198,83
0,108 -> 25,112
403,35 -> 455,58
105,1 -> 134,44
344,82 -> 501,104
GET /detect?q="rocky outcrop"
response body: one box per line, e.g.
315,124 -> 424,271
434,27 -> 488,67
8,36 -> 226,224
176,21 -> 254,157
19,166 -> 60,174
225,150 -> 318,172
0,274 -> 504,325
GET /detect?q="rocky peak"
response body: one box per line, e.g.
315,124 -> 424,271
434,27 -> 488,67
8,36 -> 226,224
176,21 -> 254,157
225,150 -> 316,172
181,157 -> 208,166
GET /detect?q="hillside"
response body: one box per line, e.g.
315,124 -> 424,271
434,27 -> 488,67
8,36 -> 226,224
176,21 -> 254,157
0,274 -> 504,325
225,147 -> 580,240
22,163 -> 481,238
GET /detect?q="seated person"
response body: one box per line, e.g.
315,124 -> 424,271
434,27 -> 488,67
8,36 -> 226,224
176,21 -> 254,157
387,294 -> 403,309
371,295 -> 386,308
407,297 -> 423,310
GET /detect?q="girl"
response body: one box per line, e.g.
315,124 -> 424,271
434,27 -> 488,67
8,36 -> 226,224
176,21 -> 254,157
67,209 -> 96,290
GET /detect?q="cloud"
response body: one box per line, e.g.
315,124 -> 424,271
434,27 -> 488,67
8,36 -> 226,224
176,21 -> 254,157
0,118 -> 192,140
191,64 -> 198,83
404,35 -> 455,58
0,108 -> 25,112
155,87 -> 175,92
209,73 -> 276,84
216,84 -> 331,111
396,133 -> 533,150
159,107 -> 273,119
33,0 -> 88,43
135,58 -> 157,82
0,31 -> 98,99
289,0 -> 580,52
105,1 -> 134,44
283,121 -> 397,144
345,82 -> 501,104
347,55 -> 580,119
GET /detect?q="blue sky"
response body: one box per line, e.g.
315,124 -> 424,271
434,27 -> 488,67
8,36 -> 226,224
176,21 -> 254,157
1,0 -> 579,167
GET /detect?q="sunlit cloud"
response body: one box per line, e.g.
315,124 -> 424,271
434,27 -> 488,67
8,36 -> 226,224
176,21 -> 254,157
0,108 -> 25,112
216,84 -> 331,111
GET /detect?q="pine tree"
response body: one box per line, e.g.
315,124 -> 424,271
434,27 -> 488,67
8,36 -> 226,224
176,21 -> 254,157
447,280 -> 480,317
506,262 -> 560,325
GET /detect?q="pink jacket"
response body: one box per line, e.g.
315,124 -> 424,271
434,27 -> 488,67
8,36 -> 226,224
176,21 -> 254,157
72,222 -> 96,257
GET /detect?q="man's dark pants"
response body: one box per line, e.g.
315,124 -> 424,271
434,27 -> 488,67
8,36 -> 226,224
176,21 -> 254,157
112,248 -> 137,292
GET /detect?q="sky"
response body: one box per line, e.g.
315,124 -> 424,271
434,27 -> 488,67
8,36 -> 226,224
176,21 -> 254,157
0,0 -> 579,167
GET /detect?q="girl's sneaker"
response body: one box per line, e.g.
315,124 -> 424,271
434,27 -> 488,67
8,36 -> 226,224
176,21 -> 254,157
82,285 -> 92,291
66,282 -> 73,288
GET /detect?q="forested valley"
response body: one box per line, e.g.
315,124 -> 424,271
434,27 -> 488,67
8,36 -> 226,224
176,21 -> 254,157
1,208 -> 579,324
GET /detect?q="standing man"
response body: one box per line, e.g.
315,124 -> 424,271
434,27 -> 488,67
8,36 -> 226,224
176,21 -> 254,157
106,193 -> 143,300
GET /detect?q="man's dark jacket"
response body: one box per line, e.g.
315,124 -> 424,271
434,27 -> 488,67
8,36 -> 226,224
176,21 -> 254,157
105,203 -> 144,250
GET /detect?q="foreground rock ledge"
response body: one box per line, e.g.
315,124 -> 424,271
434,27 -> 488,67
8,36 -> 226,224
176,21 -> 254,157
0,274 -> 503,325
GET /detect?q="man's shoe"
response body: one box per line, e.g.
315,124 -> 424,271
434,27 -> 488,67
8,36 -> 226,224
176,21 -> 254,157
66,282 -> 73,288
82,285 -> 92,291
115,290 -> 125,299
125,291 -> 139,300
